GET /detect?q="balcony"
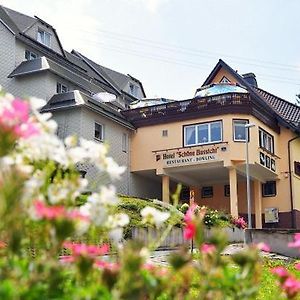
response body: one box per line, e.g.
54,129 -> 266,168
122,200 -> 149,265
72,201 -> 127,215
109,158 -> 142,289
122,93 -> 251,127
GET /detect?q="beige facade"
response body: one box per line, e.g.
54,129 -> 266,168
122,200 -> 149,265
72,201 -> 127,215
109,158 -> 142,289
127,63 -> 300,229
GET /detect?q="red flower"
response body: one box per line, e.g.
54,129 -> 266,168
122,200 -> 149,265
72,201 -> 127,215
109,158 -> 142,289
183,222 -> 196,240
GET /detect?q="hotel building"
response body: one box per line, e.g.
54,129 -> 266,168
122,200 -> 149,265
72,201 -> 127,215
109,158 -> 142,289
123,60 -> 300,229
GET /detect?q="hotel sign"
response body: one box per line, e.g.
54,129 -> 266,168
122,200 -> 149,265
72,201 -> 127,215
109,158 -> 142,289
156,146 -> 220,167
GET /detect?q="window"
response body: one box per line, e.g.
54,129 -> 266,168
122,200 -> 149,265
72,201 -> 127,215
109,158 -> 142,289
295,161 -> 300,177
37,29 -> 51,47
129,83 -> 139,97
262,181 -> 276,197
94,123 -> 103,141
56,83 -> 69,94
259,128 -> 274,154
201,186 -> 213,198
233,119 -> 249,141
220,76 -> 231,83
224,185 -> 230,197
184,121 -> 222,146
25,50 -> 38,60
122,133 -> 127,153
162,130 -> 168,137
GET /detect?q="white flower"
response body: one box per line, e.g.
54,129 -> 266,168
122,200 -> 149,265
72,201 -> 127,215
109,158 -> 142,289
64,135 -> 78,148
79,201 -> 108,226
107,213 -> 129,228
98,185 -> 119,206
109,228 -> 124,244
140,206 -> 170,227
29,97 -> 46,110
105,157 -> 126,181
47,185 -> 69,204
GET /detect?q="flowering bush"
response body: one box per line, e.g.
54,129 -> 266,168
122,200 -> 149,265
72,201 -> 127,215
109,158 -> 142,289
0,90 -> 298,299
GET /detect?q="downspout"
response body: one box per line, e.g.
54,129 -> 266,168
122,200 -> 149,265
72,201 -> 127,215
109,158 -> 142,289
288,135 -> 300,228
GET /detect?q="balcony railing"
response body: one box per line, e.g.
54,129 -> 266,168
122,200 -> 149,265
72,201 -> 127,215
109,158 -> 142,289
123,93 -> 251,127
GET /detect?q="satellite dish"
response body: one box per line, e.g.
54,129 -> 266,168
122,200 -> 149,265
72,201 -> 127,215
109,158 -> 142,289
92,92 -> 117,102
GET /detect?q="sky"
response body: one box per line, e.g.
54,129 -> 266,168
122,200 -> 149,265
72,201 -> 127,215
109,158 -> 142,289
1,0 -> 300,103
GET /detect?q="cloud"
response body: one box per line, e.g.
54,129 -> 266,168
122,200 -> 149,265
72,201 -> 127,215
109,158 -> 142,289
0,0 -> 100,52
129,0 -> 170,13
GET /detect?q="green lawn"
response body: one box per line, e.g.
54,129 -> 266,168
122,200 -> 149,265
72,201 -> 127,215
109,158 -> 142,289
257,258 -> 300,300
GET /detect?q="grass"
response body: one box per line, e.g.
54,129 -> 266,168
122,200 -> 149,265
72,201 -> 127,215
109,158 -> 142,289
257,258 -> 300,300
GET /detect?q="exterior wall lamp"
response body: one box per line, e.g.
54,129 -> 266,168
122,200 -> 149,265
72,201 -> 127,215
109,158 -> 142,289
245,123 -> 256,229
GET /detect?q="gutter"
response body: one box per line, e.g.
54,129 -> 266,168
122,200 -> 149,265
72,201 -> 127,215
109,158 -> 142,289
288,135 -> 300,228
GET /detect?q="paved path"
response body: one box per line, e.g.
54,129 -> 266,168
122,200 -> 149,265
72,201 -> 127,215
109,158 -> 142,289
150,243 -> 292,266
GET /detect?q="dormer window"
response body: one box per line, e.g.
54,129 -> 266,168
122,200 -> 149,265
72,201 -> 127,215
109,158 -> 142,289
220,76 -> 231,84
37,29 -> 51,47
129,83 -> 139,97
25,50 -> 38,61
56,83 -> 68,94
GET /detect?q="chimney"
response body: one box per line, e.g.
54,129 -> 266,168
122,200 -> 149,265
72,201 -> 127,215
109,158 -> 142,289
242,73 -> 258,87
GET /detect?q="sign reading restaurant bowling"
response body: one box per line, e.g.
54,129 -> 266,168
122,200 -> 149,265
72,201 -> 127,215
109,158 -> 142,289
155,146 -> 219,167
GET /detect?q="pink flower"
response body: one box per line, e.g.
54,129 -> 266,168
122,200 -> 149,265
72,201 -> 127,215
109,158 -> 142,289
288,233 -> 300,249
295,263 -> 300,271
232,216 -> 247,229
200,243 -> 216,254
34,200 -> 89,222
183,222 -> 196,240
34,200 -> 65,220
63,242 -> 109,258
0,98 -> 39,139
184,204 -> 197,223
14,122 -> 39,138
94,260 -> 120,271
282,276 -> 300,298
59,255 -> 75,263
256,242 -> 270,252
271,266 -> 289,279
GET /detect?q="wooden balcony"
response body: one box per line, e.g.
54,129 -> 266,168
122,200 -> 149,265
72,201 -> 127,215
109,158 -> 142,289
122,93 -> 252,127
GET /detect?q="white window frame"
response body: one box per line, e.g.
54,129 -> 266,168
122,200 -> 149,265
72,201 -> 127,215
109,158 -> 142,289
259,128 -> 274,154
184,121 -> 222,147
56,82 -> 69,94
233,119 -> 249,142
94,122 -> 104,142
37,29 -> 51,47
25,50 -> 38,60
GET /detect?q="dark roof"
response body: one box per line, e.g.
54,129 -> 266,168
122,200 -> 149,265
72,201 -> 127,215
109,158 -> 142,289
202,59 -> 300,133
253,87 -> 300,128
41,90 -> 134,130
1,6 -> 36,32
72,50 -> 146,98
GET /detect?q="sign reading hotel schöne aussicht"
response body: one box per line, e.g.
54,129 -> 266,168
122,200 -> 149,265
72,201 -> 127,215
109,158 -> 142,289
156,147 -> 219,167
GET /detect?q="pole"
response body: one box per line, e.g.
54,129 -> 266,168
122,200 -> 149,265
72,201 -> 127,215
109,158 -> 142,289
246,127 -> 252,229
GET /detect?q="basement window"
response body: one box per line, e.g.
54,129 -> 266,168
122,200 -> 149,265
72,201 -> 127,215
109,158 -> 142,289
262,181 -> 276,197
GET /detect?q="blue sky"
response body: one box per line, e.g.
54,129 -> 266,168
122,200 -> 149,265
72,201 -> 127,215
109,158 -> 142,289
1,0 -> 300,103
